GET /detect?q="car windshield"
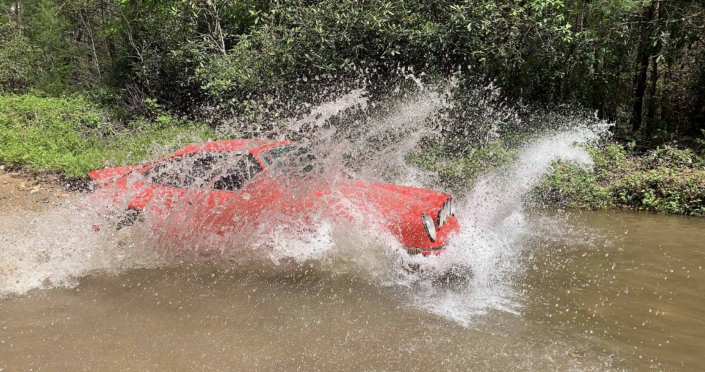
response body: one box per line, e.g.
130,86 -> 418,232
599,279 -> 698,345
144,152 -> 262,191
260,145 -> 316,173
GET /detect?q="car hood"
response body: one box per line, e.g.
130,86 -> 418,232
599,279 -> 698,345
332,179 -> 451,222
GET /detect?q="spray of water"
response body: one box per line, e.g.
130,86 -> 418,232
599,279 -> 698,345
398,125 -> 609,325
0,85 -> 609,328
0,199 -> 162,295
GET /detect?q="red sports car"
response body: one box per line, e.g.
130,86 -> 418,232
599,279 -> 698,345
89,139 -> 459,258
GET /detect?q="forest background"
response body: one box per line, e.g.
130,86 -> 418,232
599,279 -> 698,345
2,0 -> 705,213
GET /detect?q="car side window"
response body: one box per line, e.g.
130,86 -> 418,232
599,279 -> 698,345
147,157 -> 194,188
260,146 -> 316,174
145,152 -> 262,190
212,155 -> 263,191
147,153 -> 218,188
261,145 -> 297,165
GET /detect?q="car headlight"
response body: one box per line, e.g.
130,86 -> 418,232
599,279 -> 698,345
421,213 -> 437,242
437,198 -> 453,228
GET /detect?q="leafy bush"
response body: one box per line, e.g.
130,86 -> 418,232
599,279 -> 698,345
0,21 -> 41,93
536,161 -> 612,209
409,139 -> 516,191
0,94 -> 215,177
642,146 -> 704,169
535,143 -> 705,215
195,0 -> 578,106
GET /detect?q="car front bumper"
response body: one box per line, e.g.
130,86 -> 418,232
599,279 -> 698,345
404,245 -> 446,256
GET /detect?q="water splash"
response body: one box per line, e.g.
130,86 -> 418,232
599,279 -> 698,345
0,83 -> 609,331
0,199 -> 162,296
397,125 -> 609,326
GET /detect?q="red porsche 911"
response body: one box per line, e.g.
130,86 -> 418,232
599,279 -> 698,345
89,139 -> 459,257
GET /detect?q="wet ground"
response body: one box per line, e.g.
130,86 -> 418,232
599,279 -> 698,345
0,168 -> 70,210
1,201 -> 703,371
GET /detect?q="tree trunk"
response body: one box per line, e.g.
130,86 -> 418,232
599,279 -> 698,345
591,48 -> 604,118
646,56 -> 659,135
692,57 -> 705,134
10,2 -> 22,24
631,1 -> 659,133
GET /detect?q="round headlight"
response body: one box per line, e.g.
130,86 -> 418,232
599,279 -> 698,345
421,213 -> 437,242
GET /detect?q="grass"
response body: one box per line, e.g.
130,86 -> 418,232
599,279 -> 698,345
0,94 -> 216,178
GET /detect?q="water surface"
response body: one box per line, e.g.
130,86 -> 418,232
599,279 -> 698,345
1,210 -> 703,371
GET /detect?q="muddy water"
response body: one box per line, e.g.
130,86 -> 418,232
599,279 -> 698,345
1,210 -> 703,371
521,210 -> 705,371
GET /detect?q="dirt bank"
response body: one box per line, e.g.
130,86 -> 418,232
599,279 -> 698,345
0,167 -> 75,211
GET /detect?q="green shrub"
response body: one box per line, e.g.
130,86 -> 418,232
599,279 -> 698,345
535,142 -> 705,215
642,146 -> 705,169
409,139 -> 516,191
0,21 -> 41,93
0,94 -> 215,177
536,161 -> 612,209
614,167 -> 705,215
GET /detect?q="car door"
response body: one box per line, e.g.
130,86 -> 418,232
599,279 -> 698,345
189,154 -> 274,239
154,153 -> 271,255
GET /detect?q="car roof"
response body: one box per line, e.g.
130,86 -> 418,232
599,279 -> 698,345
168,139 -> 293,158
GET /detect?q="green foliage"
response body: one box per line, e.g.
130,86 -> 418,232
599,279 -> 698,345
0,94 -> 215,177
536,143 -> 705,215
2,0 -> 705,201
0,0 -> 101,94
409,139 -> 516,191
112,0 -> 269,110
537,161 -> 613,209
642,146 -> 704,169
2,0 -> 704,139
613,168 -> 705,215
0,21 -> 40,93
195,0 -> 581,106
196,0 -> 440,103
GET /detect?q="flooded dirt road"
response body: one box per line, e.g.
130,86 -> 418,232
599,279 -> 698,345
1,209 -> 703,371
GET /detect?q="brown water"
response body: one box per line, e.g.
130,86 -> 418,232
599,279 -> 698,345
1,209 -> 703,371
